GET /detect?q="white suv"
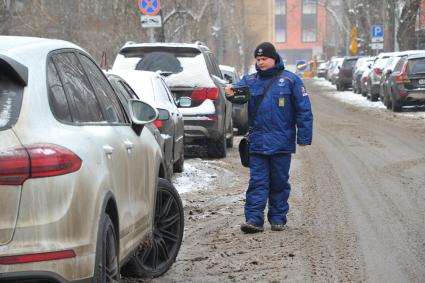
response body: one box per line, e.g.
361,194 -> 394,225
113,42 -> 234,158
0,36 -> 184,282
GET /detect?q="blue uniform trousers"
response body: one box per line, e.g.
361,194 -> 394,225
246,153 -> 292,226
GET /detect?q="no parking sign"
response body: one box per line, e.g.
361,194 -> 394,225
139,0 -> 161,15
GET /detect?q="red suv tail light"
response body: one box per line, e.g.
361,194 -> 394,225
0,144 -> 82,185
191,87 -> 219,100
395,62 -> 410,84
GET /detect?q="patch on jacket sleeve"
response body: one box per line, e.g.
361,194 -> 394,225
301,86 -> 308,96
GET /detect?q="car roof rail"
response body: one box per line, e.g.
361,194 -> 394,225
194,40 -> 207,46
124,41 -> 137,46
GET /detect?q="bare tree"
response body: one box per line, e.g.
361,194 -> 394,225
397,0 -> 421,50
0,0 -> 11,34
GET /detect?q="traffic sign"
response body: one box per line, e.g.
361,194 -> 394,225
141,15 -> 162,28
295,60 -> 308,76
139,0 -> 161,16
370,43 -> 384,50
371,37 -> 384,43
371,25 -> 384,38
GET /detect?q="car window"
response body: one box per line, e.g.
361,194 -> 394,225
52,52 -> 105,123
108,77 -> 131,115
393,58 -> 406,73
0,71 -> 24,130
153,77 -> 171,104
206,53 -> 222,78
159,78 -> 177,106
47,58 -> 72,123
120,80 -> 139,100
135,51 -> 183,74
78,54 -> 126,124
407,57 -> 425,74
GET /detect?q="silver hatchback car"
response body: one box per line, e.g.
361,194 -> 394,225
0,36 -> 184,282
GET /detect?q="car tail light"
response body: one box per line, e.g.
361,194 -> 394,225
0,250 -> 76,264
206,114 -> 217,121
395,62 -> 410,84
0,144 -> 82,185
374,68 -> 382,75
153,120 -> 163,129
191,87 -> 219,100
0,148 -> 30,185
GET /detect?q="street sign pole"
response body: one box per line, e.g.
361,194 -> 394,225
371,24 -> 384,53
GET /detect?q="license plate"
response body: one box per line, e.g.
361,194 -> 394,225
419,79 -> 425,85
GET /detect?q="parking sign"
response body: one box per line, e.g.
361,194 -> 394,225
371,25 -> 384,38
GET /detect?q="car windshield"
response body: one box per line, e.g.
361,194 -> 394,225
356,58 -> 371,71
408,57 -> 425,74
342,59 -> 357,68
136,51 -> 183,74
0,72 -> 24,130
375,57 -> 390,69
117,47 -> 213,88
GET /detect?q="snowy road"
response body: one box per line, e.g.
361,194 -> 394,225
124,78 -> 425,283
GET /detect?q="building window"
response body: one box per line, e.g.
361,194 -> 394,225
302,0 -> 317,42
275,0 -> 286,42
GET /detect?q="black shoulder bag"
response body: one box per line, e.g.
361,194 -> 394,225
239,72 -> 282,167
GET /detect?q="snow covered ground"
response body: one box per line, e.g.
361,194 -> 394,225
313,78 -> 425,120
172,158 -> 236,194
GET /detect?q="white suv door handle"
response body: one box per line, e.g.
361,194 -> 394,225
103,145 -> 114,158
124,140 -> 134,150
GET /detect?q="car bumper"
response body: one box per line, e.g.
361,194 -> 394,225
183,116 -> 221,143
397,90 -> 425,105
338,77 -> 352,86
0,271 -> 92,283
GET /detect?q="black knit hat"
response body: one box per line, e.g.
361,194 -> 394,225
254,42 -> 278,60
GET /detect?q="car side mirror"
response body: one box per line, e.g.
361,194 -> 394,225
157,108 -> 170,121
178,96 -> 192,107
129,99 -> 158,135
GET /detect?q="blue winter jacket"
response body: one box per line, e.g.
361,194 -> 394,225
233,56 -> 313,154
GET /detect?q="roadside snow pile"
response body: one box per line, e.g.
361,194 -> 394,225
313,78 -> 425,120
314,79 -> 386,110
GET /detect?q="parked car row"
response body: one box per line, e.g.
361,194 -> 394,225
0,36 -> 188,282
321,50 -> 425,112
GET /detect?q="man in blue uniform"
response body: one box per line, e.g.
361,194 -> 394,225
225,42 -> 313,233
